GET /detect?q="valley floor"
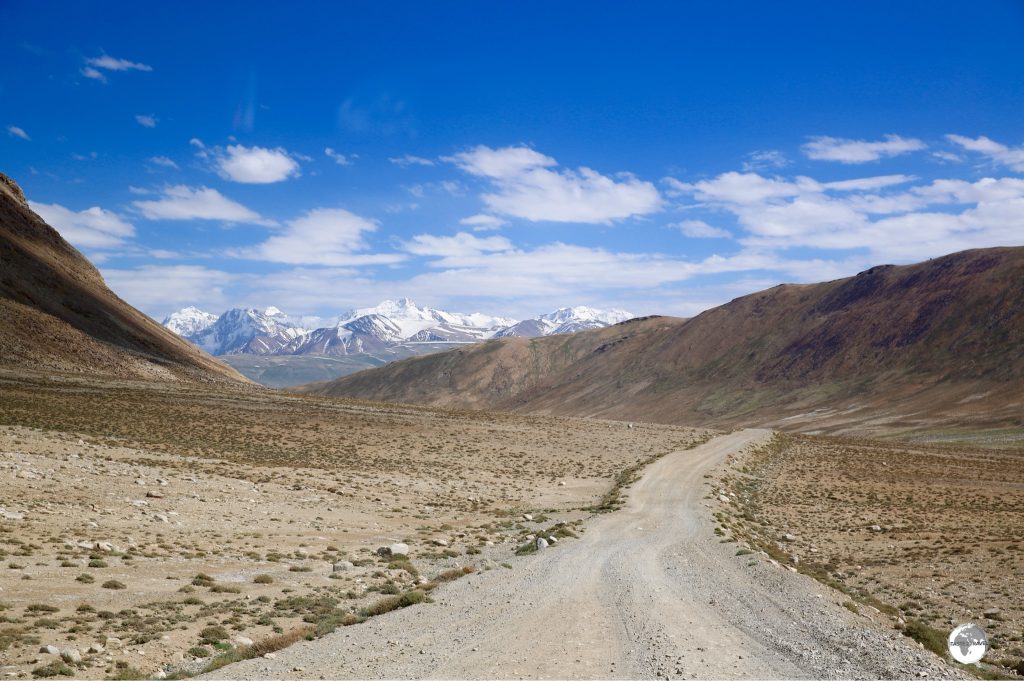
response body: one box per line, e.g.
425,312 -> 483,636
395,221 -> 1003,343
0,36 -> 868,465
0,372 -> 700,679
208,430 -> 964,680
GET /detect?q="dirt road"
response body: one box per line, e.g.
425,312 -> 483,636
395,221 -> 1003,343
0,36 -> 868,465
213,429 -> 962,680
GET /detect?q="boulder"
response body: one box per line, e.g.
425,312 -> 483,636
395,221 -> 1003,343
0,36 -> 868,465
39,645 -> 60,655
782,533 -> 797,542
332,560 -> 354,572
87,643 -> 104,654
535,537 -> 549,550
146,490 -> 164,499
431,538 -> 449,547
60,648 -> 82,664
233,635 -> 254,647
522,514 -> 533,521
389,543 -> 409,557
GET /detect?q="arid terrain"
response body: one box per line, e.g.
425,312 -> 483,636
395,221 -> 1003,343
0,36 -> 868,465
713,434 -> 1024,676
309,247 -> 1024,440
0,371 -> 704,679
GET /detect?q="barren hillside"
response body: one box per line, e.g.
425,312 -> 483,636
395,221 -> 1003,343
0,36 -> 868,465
308,247 -> 1024,436
0,173 -> 247,383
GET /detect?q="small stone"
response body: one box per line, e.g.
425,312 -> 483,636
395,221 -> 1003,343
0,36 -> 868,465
869,524 -> 882,532
263,653 -> 276,659
522,514 -> 533,521
782,533 -> 797,542
718,494 -> 730,503
389,543 -> 409,557
332,560 -> 354,572
39,645 -> 60,655
60,648 -> 82,664
233,635 -> 254,647
146,490 -> 164,499
535,537 -> 549,550
87,643 -> 104,654
0,511 -> 24,521
432,538 -> 448,547
983,607 -> 1000,618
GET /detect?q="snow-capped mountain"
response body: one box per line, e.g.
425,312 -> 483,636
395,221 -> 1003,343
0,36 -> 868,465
161,300 -> 633,362
495,306 -> 634,337
186,307 -> 309,356
161,306 -> 218,338
337,298 -> 516,342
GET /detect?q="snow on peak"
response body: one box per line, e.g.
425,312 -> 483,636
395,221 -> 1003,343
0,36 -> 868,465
264,306 -> 284,317
162,307 -> 218,337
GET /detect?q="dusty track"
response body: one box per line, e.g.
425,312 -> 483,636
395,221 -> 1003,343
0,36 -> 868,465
213,430 -> 963,680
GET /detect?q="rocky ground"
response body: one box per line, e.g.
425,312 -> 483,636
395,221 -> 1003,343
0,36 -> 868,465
208,430 -> 969,681
713,433 -> 1024,678
0,373 -> 703,679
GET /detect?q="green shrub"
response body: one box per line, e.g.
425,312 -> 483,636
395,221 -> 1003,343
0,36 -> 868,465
31,661 -> 73,678
253,574 -> 273,584
101,580 -> 126,590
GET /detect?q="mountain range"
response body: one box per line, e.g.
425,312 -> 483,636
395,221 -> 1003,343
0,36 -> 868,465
304,247 -> 1024,437
162,299 -> 631,358
0,172 -> 245,383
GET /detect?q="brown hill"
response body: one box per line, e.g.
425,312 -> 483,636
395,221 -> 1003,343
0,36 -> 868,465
307,247 -> 1024,436
0,173 -> 247,383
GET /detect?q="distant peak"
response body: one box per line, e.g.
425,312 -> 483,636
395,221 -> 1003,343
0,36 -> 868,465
264,306 -> 284,316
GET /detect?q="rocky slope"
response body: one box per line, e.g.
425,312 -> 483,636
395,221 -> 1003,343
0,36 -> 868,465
0,173 -> 247,383
307,247 -> 1024,435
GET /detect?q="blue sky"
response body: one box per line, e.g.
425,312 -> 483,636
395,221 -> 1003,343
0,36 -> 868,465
3,1 -> 1023,320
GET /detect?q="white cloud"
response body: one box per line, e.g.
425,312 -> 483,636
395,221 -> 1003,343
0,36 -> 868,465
742,150 -> 788,171
29,201 -> 135,249
801,134 -> 926,163
7,125 -> 29,140
135,114 -> 157,128
148,156 -> 178,169
389,154 -> 435,167
932,150 -> 963,163
668,168 -> 1024,261
102,265 -> 234,317
403,232 -> 513,257
215,144 -> 300,184
86,55 -> 152,72
459,214 -> 507,231
324,147 -> 352,166
674,220 -> 731,239
82,55 -> 152,82
234,208 -> 405,266
448,145 -> 663,223
946,134 -> 1024,172
133,185 -> 272,224
81,67 -> 106,81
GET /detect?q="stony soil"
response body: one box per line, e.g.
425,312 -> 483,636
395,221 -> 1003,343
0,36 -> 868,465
0,373 -> 702,679
210,431 -> 968,680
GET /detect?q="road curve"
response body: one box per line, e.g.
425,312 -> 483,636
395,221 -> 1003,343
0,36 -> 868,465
211,429 -> 962,680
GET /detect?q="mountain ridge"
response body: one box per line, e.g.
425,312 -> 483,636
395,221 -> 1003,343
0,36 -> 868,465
303,246 -> 1024,436
0,173 -> 248,383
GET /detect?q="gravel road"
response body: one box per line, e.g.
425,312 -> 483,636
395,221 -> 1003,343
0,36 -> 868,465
210,429 -> 965,680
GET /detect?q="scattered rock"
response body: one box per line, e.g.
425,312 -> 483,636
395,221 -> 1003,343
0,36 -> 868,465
59,649 -> 82,664
145,490 -> 164,499
535,537 -> 549,550
389,542 -> 409,557
718,494 -> 731,503
39,645 -> 60,656
332,560 -> 354,572
522,514 -> 533,521
782,533 -> 797,542
87,644 -> 104,654
869,525 -> 882,532
0,511 -> 24,521
983,607 -> 1000,618
233,635 -> 254,647
431,538 -> 449,547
